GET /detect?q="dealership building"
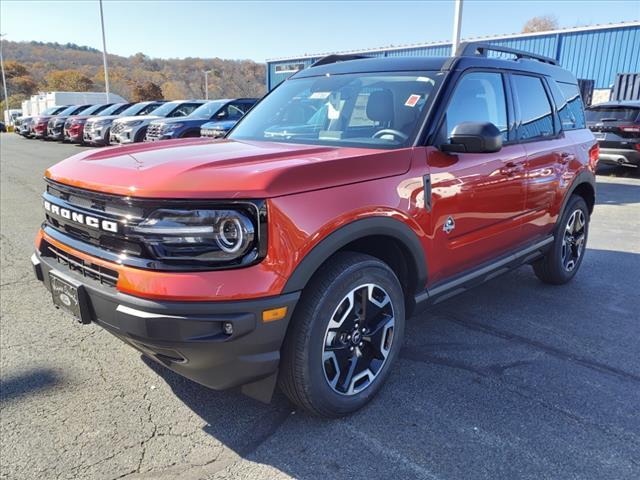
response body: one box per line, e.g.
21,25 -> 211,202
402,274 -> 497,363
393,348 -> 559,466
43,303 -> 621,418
266,21 -> 639,104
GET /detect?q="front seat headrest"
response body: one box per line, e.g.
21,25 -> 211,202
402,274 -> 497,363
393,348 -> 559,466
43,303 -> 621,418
366,90 -> 394,123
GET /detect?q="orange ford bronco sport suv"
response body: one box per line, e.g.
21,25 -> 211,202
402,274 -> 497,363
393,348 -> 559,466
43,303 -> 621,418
33,43 -> 598,417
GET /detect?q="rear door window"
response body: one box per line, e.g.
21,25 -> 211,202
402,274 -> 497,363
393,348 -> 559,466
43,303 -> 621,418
441,71 -> 509,142
512,75 -> 555,140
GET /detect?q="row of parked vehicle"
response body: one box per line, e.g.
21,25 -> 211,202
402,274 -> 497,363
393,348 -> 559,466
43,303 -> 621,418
14,98 -> 258,146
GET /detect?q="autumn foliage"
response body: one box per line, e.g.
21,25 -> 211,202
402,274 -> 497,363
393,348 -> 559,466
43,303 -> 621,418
1,40 -> 266,110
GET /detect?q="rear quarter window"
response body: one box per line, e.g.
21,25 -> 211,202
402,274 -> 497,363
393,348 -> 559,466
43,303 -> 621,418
550,81 -> 586,130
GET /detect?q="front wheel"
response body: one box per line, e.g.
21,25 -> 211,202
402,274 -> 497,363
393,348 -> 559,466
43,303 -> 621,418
533,195 -> 589,284
279,252 -> 405,417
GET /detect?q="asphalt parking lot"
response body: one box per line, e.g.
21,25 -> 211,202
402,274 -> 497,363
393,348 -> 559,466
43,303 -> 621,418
1,132 -> 639,480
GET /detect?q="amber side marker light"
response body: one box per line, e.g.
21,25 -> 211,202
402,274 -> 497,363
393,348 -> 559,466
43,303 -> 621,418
263,307 -> 288,322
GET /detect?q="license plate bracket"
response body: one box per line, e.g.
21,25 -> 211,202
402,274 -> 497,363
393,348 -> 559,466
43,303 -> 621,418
49,271 -> 91,324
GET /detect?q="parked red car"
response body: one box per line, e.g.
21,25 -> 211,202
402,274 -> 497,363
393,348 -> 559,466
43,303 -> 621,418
33,105 -> 91,139
64,103 -> 133,144
33,43 -> 597,417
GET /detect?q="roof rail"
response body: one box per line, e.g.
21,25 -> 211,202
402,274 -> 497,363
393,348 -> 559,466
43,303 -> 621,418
456,42 -> 558,65
311,54 -> 371,68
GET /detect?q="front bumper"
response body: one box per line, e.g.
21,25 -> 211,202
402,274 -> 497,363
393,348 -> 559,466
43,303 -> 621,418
111,127 -> 137,144
47,125 -> 65,140
32,249 -> 300,395
84,126 -> 110,145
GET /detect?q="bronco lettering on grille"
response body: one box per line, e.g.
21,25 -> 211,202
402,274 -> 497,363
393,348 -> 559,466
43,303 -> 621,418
44,200 -> 119,233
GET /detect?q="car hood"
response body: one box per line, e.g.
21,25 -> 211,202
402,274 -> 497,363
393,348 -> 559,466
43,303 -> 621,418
50,115 -> 71,123
87,115 -> 119,123
202,119 -> 237,130
153,117 -> 207,126
114,115 -> 161,124
45,138 -> 413,199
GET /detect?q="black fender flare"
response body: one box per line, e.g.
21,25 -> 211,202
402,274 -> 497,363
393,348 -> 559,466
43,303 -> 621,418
282,217 -> 428,294
558,169 -> 596,221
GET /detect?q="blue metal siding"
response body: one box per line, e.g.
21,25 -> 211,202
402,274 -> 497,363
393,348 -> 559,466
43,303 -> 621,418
267,24 -> 640,90
558,27 -> 640,88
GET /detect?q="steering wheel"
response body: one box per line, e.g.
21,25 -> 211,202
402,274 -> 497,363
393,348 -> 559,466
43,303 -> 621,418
372,129 -> 409,141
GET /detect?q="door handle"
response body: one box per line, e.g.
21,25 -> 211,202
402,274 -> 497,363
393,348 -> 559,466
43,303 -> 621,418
499,162 -> 524,176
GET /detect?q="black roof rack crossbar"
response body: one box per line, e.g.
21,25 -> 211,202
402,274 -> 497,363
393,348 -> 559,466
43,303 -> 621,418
456,42 -> 558,65
311,54 -> 371,68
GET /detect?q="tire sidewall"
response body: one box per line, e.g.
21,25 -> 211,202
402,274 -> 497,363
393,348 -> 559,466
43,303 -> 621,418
552,196 -> 589,282
303,260 -> 405,415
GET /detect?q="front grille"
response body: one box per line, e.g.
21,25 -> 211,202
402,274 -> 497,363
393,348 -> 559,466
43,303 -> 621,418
44,181 -> 146,258
43,241 -> 119,288
145,123 -> 162,140
111,123 -> 125,134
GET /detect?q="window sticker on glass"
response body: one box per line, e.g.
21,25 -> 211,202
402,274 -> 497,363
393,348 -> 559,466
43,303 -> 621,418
405,94 -> 421,107
310,91 -> 331,99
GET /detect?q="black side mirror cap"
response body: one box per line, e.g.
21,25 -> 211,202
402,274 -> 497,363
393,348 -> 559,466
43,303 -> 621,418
440,121 -> 503,154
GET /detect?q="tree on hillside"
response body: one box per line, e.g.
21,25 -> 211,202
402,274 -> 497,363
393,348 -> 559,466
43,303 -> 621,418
131,81 -> 164,101
1,93 -> 29,111
45,69 -> 94,91
3,60 -> 29,79
161,81 -> 189,100
522,15 -> 559,33
10,76 -> 38,96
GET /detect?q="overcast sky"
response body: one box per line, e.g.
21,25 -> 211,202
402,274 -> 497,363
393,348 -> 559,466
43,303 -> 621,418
1,0 -> 638,61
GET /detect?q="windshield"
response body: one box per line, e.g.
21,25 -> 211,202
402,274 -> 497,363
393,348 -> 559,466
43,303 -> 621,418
229,72 -> 441,148
79,104 -> 109,116
43,106 -> 66,115
147,102 -> 181,117
97,103 -> 129,116
57,105 -> 84,116
586,106 -> 640,123
189,101 -> 226,119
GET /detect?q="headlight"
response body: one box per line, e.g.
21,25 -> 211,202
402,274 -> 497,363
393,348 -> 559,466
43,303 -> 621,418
124,120 -> 144,127
162,123 -> 183,132
132,208 -> 259,264
72,119 -> 87,125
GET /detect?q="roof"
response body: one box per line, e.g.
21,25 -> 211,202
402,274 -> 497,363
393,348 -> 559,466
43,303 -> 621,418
267,20 -> 640,63
292,54 -> 576,83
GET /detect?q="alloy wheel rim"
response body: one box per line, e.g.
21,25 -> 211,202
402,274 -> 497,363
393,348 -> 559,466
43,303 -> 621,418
561,209 -> 586,272
322,283 -> 395,396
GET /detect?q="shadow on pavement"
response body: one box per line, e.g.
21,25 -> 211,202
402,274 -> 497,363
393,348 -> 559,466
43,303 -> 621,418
0,369 -> 61,404
137,245 -> 640,479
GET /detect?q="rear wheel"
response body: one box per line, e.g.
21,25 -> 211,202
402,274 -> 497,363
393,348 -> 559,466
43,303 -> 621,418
279,252 -> 405,417
533,195 -> 589,284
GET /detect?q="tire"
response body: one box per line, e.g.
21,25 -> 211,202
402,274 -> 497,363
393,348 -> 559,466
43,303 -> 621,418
279,252 -> 405,417
134,127 -> 148,143
533,195 -> 589,285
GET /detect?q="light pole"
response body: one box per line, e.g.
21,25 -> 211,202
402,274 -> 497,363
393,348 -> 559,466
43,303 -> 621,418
204,70 -> 212,100
451,0 -> 464,55
0,33 -> 9,125
99,0 -> 110,102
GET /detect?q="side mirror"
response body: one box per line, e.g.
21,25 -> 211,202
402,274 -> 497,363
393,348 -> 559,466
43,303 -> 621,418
440,121 -> 502,154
